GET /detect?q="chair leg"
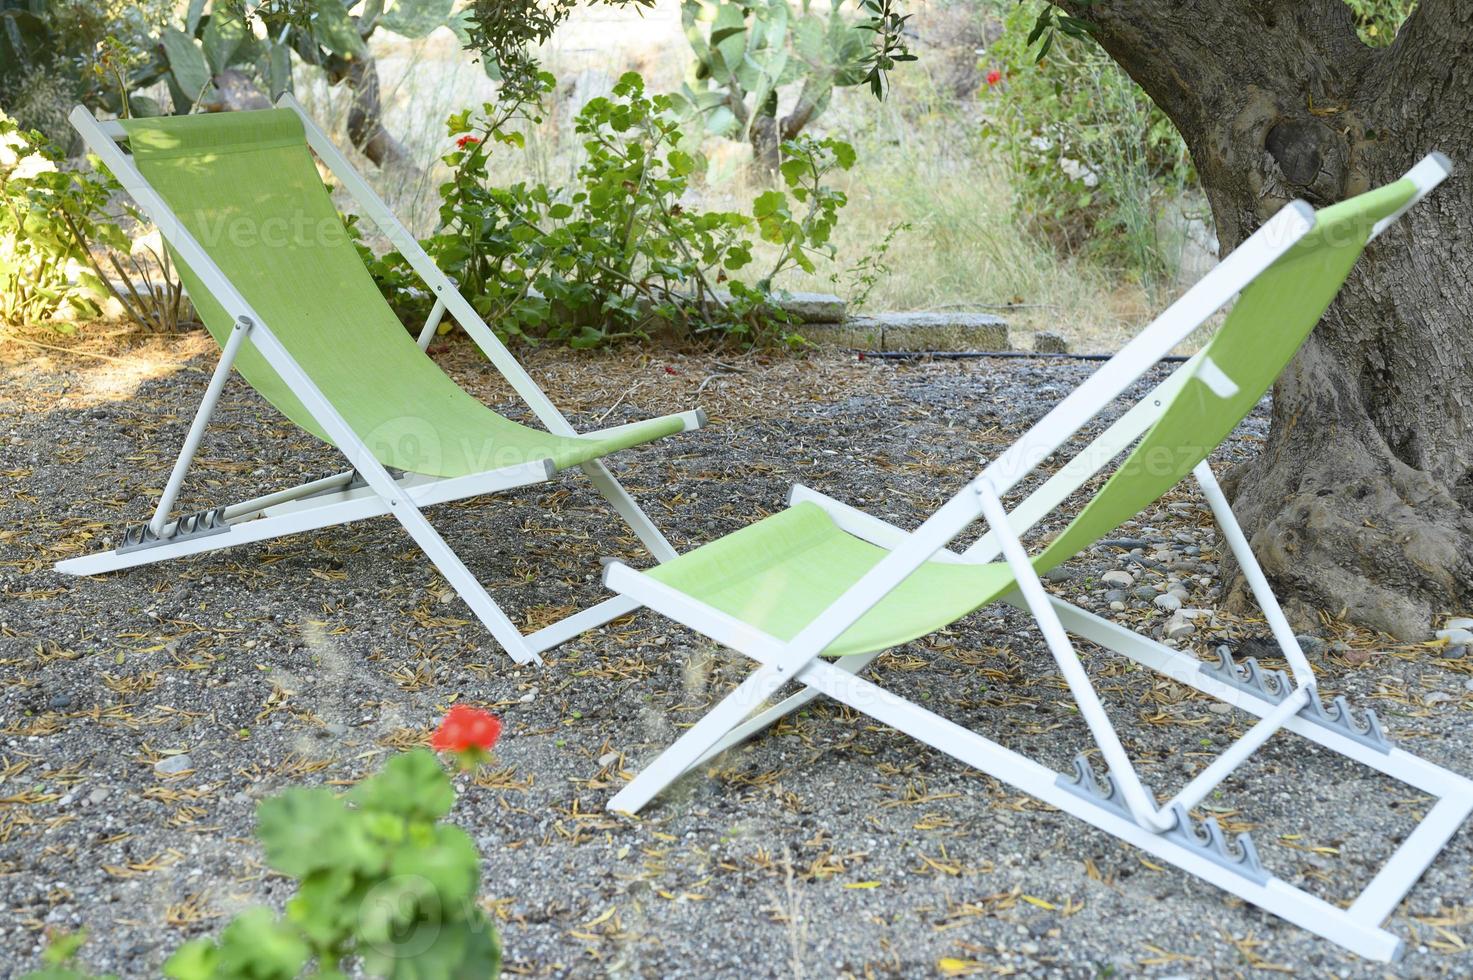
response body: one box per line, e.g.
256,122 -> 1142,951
609,662 -> 792,814
580,459 -> 678,563
1193,460 -> 1316,686
688,650 -> 885,772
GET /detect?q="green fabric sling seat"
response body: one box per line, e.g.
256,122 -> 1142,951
120,109 -> 687,478
646,177 -> 1419,657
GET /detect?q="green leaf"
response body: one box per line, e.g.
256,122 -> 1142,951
312,0 -> 369,58
379,0 -> 455,39
257,787 -> 383,878
160,29 -> 211,108
752,189 -> 786,220
286,866 -> 361,948
184,0 -> 208,35
162,938 -> 219,980
266,42 -> 293,99
349,748 -> 454,822
214,908 -> 310,980
829,139 -> 856,169
388,824 -> 481,906
201,9 -> 247,74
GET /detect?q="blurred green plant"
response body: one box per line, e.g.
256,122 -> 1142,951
21,749 -> 499,980
980,3 -> 1192,288
165,749 -> 499,980
364,71 -> 856,347
672,0 -> 895,172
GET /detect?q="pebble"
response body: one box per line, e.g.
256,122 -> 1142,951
1153,594 -> 1182,612
1104,589 -> 1128,604
1109,601 -> 1126,612
1164,615 -> 1195,639
154,754 -> 193,775
1295,634 -> 1327,656
597,751 -> 620,768
1099,538 -> 1150,551
48,693 -> 72,710
1043,566 -> 1076,582
1208,703 -> 1233,715
88,787 -> 110,805
1101,570 -> 1134,588
1436,628 -> 1473,646
1446,617 -> 1473,631
1132,586 -> 1157,601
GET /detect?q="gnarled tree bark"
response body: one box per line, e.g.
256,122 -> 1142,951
1050,0 -> 1473,637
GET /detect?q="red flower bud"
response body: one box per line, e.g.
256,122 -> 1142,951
456,135 -> 482,149
986,69 -> 1004,88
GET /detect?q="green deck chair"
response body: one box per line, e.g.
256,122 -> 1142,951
598,155 -> 1473,961
56,101 -> 705,664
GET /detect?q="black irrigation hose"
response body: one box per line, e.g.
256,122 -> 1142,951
857,349 -> 1193,363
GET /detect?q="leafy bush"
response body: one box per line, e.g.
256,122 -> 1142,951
979,3 -> 1192,286
161,749 -> 500,980
365,71 -> 856,348
1343,0 -> 1418,45
0,111 -> 122,325
0,0 -> 171,140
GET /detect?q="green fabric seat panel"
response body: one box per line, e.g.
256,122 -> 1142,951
647,179 -> 1418,657
120,109 -> 685,478
647,502 -> 1020,657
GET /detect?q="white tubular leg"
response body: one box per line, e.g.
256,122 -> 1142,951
975,477 -> 1173,832
580,459 -> 678,563
690,648 -> 886,771
149,317 -> 252,534
1193,460 -> 1315,687
416,297 -> 447,351
609,662 -> 791,814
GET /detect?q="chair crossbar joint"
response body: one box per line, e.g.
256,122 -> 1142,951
1205,646 -> 1390,753
1161,802 -> 1269,884
120,506 -> 230,554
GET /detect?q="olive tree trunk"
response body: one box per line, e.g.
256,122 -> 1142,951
1050,0 -> 1473,637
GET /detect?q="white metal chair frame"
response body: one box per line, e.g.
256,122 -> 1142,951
56,97 -> 702,665
601,155 -> 1472,961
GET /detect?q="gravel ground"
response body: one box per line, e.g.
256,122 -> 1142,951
2,332 -> 1471,979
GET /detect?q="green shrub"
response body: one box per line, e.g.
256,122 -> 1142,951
0,111 -> 124,326
365,70 -> 855,348
979,3 -> 1192,288
1344,0 -> 1418,45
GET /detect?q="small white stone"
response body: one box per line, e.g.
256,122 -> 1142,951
1436,628 -> 1473,646
1445,617 -> 1473,631
1153,593 -> 1183,612
1164,614 -> 1195,639
597,751 -> 620,768
1101,570 -> 1134,588
154,754 -> 193,775
1109,601 -> 1126,612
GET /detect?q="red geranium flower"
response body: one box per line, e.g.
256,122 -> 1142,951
431,705 -> 502,763
456,134 -> 481,149
986,69 -> 1004,88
